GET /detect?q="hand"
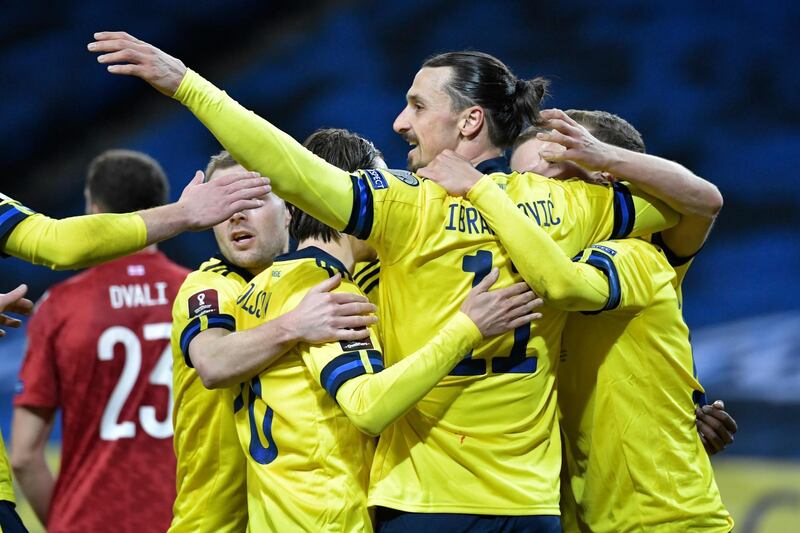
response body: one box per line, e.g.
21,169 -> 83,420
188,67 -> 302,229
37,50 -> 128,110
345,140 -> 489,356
88,31 -> 187,96
460,268 -> 544,337
417,150 -> 484,197
536,109 -> 621,174
696,399 -> 738,455
177,170 -> 271,230
0,284 -> 34,337
286,274 -> 378,343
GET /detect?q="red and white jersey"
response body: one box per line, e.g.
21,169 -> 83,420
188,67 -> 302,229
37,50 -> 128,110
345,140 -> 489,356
15,250 -> 189,533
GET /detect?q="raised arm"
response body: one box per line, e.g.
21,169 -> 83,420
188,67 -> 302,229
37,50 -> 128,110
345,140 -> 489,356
537,108 -> 722,259
2,170 -> 268,270
309,271 -> 542,436
89,31 -> 356,232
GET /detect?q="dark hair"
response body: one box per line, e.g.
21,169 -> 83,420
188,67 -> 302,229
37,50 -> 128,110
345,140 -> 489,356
291,128 -> 383,243
86,149 -> 168,213
204,150 -> 240,182
565,110 -> 646,153
422,51 -> 549,149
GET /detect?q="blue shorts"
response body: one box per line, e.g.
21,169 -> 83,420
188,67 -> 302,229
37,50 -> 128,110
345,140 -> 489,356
375,507 -> 561,533
0,500 -> 28,533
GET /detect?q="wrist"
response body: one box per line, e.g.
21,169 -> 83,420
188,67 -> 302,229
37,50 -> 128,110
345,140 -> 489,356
269,312 -> 302,346
465,175 -> 495,203
602,144 -> 631,178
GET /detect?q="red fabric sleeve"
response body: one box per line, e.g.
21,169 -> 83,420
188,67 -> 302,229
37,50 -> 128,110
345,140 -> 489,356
14,292 -> 60,409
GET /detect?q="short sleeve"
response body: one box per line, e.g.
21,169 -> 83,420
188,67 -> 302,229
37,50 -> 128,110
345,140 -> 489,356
173,273 -> 242,368
14,292 -> 60,409
346,169 -> 424,265
573,240 -> 656,315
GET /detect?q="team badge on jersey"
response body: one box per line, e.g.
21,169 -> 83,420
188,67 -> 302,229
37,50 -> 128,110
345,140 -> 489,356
188,289 -> 219,318
388,169 -> 419,186
363,169 -> 389,190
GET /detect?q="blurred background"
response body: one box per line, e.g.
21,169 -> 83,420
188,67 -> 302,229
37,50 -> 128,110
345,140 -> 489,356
1,0 -> 798,531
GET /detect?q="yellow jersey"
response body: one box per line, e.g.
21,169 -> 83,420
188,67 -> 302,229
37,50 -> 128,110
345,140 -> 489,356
170,255 -> 251,533
558,239 -> 733,533
233,245 -> 484,531
353,259 -> 381,308
175,69 -> 678,515
234,248 -> 380,532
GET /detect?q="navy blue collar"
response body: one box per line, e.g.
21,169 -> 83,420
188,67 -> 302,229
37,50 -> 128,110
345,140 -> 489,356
475,155 -> 511,174
213,253 -> 255,282
275,245 -> 350,277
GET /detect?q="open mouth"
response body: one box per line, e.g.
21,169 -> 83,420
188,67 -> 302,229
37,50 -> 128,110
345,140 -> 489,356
231,230 -> 254,247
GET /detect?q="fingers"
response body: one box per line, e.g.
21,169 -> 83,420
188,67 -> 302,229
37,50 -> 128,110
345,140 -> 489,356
189,170 -> 204,186
508,313 -> 542,329
540,108 -> 572,124
93,31 -> 144,44
333,328 -> 372,341
227,199 -> 265,213
6,298 -> 33,315
0,315 -> 23,328
696,418 -> 725,454
0,284 -> 29,310
703,403 -> 738,434
331,302 -> 378,317
328,291 -> 370,304
308,274 -> 342,294
490,281 -> 531,299
212,171 -> 263,187
536,129 -> 577,150
332,315 -> 378,329
469,268 -> 499,295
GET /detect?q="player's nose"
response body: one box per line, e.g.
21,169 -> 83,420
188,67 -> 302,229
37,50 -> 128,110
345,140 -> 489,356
393,107 -> 411,134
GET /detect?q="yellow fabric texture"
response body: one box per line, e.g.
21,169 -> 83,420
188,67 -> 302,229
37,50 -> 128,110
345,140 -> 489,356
175,70 -> 678,515
233,247 -> 482,531
0,429 -> 14,503
1,193 -> 146,270
169,257 -> 248,533
558,239 -> 733,533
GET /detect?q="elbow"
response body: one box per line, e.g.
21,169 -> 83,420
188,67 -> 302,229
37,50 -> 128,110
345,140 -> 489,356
348,413 -> 386,438
539,284 -> 582,312
43,248 -> 95,271
192,355 -> 226,390
11,449 -> 37,475
705,185 -> 724,218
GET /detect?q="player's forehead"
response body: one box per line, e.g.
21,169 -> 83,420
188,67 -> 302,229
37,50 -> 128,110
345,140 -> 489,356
406,67 -> 452,105
208,163 -> 246,181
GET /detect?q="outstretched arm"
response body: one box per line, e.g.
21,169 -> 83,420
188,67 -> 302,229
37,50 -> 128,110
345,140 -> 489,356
2,170 -> 268,270
89,31 -> 357,232
537,108 -> 722,259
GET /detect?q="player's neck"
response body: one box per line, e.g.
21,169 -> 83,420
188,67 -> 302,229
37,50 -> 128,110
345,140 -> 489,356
455,144 -> 504,168
297,237 -> 355,274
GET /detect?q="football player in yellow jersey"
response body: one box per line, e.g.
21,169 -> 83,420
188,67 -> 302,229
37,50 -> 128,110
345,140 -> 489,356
232,127 -> 540,531
0,156 -> 267,533
421,109 -> 734,531
170,150 -> 377,532
92,33 -> 682,532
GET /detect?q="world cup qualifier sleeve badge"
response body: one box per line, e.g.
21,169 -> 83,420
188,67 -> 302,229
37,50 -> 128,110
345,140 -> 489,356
188,289 -> 219,318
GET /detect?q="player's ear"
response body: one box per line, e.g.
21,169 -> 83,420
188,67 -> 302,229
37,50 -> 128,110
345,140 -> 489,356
459,106 -> 484,139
